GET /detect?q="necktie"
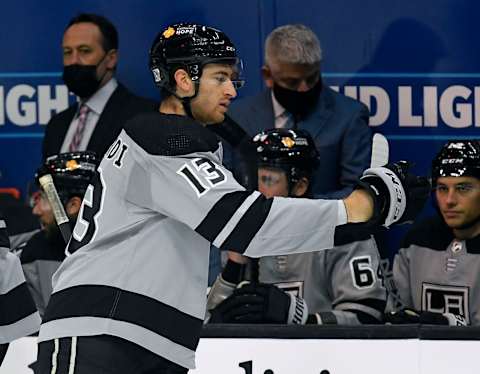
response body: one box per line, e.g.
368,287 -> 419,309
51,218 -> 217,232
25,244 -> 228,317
69,104 -> 89,152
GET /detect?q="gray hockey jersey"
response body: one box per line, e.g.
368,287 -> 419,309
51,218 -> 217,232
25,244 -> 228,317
260,237 -> 386,324
19,230 -> 65,317
0,219 -> 41,343
38,112 -> 344,369
392,215 -> 480,325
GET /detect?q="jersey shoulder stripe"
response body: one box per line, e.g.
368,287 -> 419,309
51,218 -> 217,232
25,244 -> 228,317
467,235 -> 480,253
124,112 -> 220,156
401,215 -> 454,251
20,231 -> 65,264
402,215 -> 480,253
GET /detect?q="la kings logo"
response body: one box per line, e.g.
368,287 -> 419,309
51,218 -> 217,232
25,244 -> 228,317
422,283 -> 470,323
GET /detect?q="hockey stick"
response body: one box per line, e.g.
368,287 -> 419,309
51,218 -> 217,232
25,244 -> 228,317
370,133 -> 405,311
38,174 -> 72,244
370,133 -> 390,168
210,114 -> 260,282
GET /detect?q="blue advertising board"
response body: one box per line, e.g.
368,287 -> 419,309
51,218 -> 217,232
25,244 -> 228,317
1,0 -> 478,242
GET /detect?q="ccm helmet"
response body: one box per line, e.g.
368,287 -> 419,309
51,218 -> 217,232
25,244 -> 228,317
149,23 -> 244,93
253,128 -> 319,185
431,140 -> 480,185
35,151 -> 99,203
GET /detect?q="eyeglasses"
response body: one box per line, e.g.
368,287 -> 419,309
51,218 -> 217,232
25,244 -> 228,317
434,183 -> 480,196
203,75 -> 245,89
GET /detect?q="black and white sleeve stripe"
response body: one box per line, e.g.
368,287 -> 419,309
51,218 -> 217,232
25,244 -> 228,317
0,219 -> 41,341
0,219 -> 10,249
0,282 -> 39,328
195,190 -> 273,254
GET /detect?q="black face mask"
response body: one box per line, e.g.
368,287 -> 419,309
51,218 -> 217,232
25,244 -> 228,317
272,78 -> 323,119
62,58 -> 107,99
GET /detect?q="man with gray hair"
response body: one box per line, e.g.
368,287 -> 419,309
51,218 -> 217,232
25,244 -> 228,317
227,24 -> 371,198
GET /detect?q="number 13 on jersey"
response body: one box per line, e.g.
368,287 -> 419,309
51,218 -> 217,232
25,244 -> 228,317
177,158 -> 227,197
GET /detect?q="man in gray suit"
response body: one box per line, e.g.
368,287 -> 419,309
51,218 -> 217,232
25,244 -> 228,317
228,24 -> 372,198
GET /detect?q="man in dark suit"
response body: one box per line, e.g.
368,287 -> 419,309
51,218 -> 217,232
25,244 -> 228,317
42,13 -> 157,160
228,24 -> 372,198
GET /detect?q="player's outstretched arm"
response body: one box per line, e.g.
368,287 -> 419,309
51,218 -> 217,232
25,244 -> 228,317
343,189 -> 374,223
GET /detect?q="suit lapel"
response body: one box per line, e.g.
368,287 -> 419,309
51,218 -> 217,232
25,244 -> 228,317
87,85 -> 126,151
246,90 -> 275,135
297,85 -> 335,139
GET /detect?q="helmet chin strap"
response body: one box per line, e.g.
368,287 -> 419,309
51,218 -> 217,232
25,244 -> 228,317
181,96 -> 195,119
168,80 -> 200,120
286,167 -> 301,197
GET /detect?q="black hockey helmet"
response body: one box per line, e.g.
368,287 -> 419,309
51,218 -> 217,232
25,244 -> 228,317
149,23 -> 244,92
253,128 -> 319,185
35,151 -> 99,202
431,140 -> 480,185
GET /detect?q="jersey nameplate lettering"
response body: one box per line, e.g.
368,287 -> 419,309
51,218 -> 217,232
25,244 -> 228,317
106,138 -> 129,168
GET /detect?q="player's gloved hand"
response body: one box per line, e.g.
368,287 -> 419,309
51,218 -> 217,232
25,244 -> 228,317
384,308 -> 422,324
385,308 -> 467,326
359,161 -> 431,227
206,275 -> 237,312
209,282 -> 308,324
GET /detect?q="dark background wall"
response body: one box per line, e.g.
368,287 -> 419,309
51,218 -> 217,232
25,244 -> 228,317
1,1 -> 478,233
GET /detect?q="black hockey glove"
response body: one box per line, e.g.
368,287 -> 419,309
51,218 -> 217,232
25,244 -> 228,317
359,161 -> 431,227
385,308 -> 467,326
209,282 -> 308,324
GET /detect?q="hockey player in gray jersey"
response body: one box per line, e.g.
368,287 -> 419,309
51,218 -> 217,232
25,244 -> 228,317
0,218 -> 41,366
207,128 -> 386,325
386,140 -> 480,326
17,151 -> 98,318
36,23 -> 429,373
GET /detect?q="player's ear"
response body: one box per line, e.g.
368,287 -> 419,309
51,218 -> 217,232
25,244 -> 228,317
292,177 -> 309,197
173,68 -> 194,96
105,49 -> 118,70
65,196 -> 82,216
262,65 -> 274,89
